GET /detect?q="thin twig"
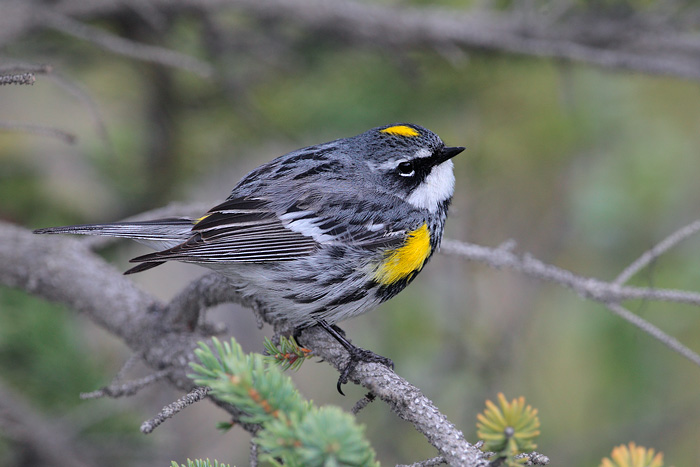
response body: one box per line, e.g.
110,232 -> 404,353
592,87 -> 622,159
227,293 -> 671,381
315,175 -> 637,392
114,354 -> 141,382
516,451 -> 550,465
350,392 -> 375,415
440,240 -> 700,306
38,10 -> 214,77
605,302 -> 700,368
0,72 -> 35,85
0,121 -> 77,144
615,219 -> 700,285
440,238 -> 700,370
140,386 -> 211,434
46,73 -> 114,156
80,369 -> 170,399
0,62 -> 53,85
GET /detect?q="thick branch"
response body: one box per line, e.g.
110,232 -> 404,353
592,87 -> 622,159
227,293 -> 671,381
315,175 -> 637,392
0,222 -> 204,391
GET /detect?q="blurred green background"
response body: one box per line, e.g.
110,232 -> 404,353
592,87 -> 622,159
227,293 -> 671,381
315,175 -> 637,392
2,1 -> 700,466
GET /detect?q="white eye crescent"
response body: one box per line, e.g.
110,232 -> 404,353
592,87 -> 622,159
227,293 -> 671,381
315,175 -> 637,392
397,161 -> 415,177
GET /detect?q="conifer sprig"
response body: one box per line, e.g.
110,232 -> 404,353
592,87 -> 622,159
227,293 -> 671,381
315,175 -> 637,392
263,336 -> 312,371
188,337 -> 379,467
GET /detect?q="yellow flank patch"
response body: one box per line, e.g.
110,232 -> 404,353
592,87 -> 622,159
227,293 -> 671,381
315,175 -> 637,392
373,223 -> 431,285
380,125 -> 420,138
195,214 -> 210,224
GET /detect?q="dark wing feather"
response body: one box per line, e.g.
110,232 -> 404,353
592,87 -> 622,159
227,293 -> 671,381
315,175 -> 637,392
129,197 -> 318,264
129,196 -> 407,266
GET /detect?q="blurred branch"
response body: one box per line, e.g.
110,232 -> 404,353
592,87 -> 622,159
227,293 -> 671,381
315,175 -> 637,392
224,0 -> 700,81
615,219 -> 700,285
0,63 -> 53,75
0,121 -> 77,144
80,369 -> 171,400
605,302 -> 700,367
38,10 -> 214,77
0,2 -> 214,78
8,0 -> 700,82
46,73 -> 115,156
441,230 -> 700,369
0,379 -> 95,467
0,61 -> 115,154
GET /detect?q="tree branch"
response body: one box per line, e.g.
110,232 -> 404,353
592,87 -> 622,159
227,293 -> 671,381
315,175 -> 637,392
80,369 -> 171,399
441,235 -> 700,369
440,239 -> 700,306
37,9 -> 214,78
615,219 -> 700,285
5,198 -> 700,464
4,200 -> 700,463
604,302 -> 700,367
0,121 -> 76,144
140,386 -> 211,434
11,0 -> 700,82
0,221 -> 487,466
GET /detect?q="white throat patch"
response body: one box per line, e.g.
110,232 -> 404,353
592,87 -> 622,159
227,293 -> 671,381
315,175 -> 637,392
406,160 -> 455,212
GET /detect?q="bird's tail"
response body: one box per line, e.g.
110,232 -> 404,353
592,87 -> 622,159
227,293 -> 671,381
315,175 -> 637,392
34,217 -> 196,274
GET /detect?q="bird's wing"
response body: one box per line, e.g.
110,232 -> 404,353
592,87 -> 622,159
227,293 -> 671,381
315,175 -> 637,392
128,197 -> 405,266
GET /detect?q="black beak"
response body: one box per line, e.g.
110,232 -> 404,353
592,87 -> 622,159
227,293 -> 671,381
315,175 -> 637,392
435,146 -> 465,165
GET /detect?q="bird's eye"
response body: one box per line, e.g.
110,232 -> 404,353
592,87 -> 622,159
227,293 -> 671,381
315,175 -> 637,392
397,161 -> 415,177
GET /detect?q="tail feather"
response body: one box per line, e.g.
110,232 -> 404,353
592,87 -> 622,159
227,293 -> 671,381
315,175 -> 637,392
34,217 -> 195,253
124,261 -> 166,275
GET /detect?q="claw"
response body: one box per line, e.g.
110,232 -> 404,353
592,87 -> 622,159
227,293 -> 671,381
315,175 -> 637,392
296,319 -> 395,395
315,320 -> 393,395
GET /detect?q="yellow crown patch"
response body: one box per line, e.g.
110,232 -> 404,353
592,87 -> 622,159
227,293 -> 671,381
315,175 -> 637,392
373,223 -> 431,285
380,125 -> 420,138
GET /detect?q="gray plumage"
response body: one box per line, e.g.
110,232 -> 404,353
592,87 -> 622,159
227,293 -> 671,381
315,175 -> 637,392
35,123 -> 464,327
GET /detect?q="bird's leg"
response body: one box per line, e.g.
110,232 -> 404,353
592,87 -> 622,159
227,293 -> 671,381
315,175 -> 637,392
315,319 -> 394,395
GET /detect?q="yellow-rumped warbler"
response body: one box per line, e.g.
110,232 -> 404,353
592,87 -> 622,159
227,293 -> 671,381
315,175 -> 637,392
35,123 -> 464,393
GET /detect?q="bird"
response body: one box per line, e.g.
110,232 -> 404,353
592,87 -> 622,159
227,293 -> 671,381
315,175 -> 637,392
34,123 -> 464,393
